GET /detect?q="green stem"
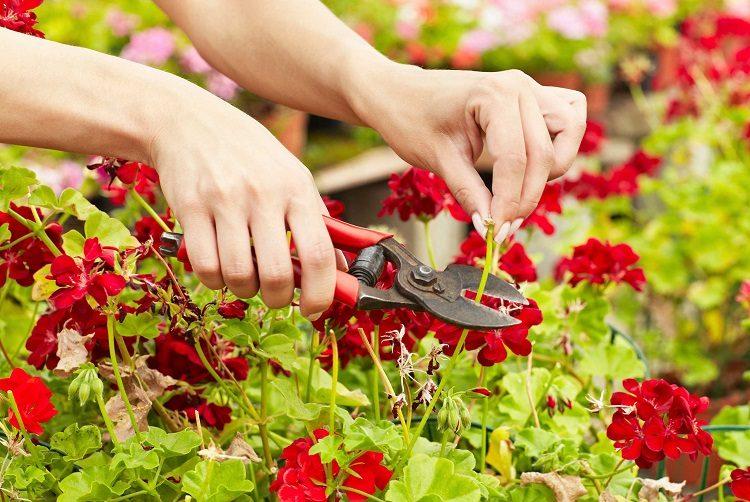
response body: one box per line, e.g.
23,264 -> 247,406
371,327 -> 380,421
258,361 -> 274,468
0,283 -> 13,369
404,222 -> 495,460
479,398 -> 488,472
439,430 -> 450,457
698,456 -> 710,502
6,390 -> 37,461
109,490 -> 148,501
422,220 -> 438,269
8,208 -> 62,257
0,232 -> 35,251
329,335 -> 339,434
107,314 -> 142,442
305,331 -> 319,403
95,391 -> 120,446
338,486 -> 386,502
130,189 -> 170,233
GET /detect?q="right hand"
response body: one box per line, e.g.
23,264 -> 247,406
148,90 -> 336,319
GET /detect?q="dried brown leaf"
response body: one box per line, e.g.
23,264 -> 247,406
520,472 -> 588,502
54,328 -> 93,375
226,433 -> 262,463
99,355 -> 177,401
639,477 -> 685,501
104,387 -> 151,442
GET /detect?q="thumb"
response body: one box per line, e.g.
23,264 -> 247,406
437,154 -> 493,238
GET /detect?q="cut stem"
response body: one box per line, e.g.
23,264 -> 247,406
107,314 -> 143,442
130,189 -> 170,233
422,220 -> 438,269
525,353 -> 541,428
329,333 -> 338,434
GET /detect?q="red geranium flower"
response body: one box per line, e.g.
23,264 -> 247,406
323,196 -> 345,219
217,299 -> 249,319
454,232 -> 536,283
165,392 -> 232,430
579,120 -> 605,155
47,238 -> 126,309
0,204 -> 62,288
0,368 -> 57,434
562,151 -> 661,201
522,183 -> 563,235
731,468 -> 750,501
378,167 -> 469,222
88,157 -> 160,206
0,0 -> 44,37
434,296 -> 541,367
341,450 -> 393,501
555,238 -> 646,291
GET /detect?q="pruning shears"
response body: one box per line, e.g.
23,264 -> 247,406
158,216 -> 527,330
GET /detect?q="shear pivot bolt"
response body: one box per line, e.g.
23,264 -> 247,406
411,265 -> 437,286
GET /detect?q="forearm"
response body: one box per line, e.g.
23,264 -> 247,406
0,29 -> 202,163
155,0 -> 397,125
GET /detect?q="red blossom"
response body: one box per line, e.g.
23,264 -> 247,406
217,299 -> 249,319
737,280 -> 750,309
0,0 -> 44,37
270,429 -> 392,502
322,196 -> 345,219
88,157 -> 160,206
151,330 -> 248,384
433,296 -> 541,367
522,183 -> 563,235
0,368 -> 57,434
579,120 -> 605,155
555,238 -> 646,291
165,392 -> 232,430
454,232 -> 536,283
47,238 -> 126,309
471,387 -> 492,397
731,468 -> 750,501
562,151 -> 661,201
0,205 -> 62,288
378,167 -> 469,222
607,378 -> 712,468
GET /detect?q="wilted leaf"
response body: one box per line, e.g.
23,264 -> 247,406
639,477 -> 685,501
31,264 -> 56,301
105,390 -> 151,442
225,434 -> 262,463
54,328 -> 93,375
99,355 -> 177,401
520,472 -> 587,502
485,428 -> 514,482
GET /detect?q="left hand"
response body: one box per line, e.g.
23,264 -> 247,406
349,64 -> 587,241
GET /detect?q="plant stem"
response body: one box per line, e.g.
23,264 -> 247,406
130,189 -> 170,233
371,327 -> 381,421
7,208 -> 62,257
698,456 -> 710,502
0,283 -> 14,369
338,486 -> 386,502
603,458 -> 627,487
305,330 -> 319,402
6,390 -> 37,461
439,430 -> 450,457
423,220 -> 438,269
258,361 -> 274,468
107,314 -> 142,442
689,477 -> 731,500
95,392 -> 120,446
329,334 -> 339,434
404,222 -> 495,460
525,353 -> 541,428
479,397 -> 488,472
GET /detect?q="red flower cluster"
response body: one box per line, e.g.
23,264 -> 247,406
322,195 -> 345,219
0,205 -> 62,288
0,368 -> 57,434
454,232 -> 537,283
523,183 -> 563,235
165,392 -> 232,430
48,238 -> 126,309
562,151 -> 661,201
151,330 -> 248,385
87,157 -> 160,206
433,296 -> 541,367
0,0 -> 44,37
578,120 -> 605,155
217,299 -> 248,319
737,280 -> 750,310
607,378 -> 713,468
555,238 -> 646,291
731,467 -> 750,501
270,429 -> 393,502
378,167 -> 469,222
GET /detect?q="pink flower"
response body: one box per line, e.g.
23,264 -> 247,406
645,0 -> 677,18
106,8 -> 138,37
547,1 -> 608,39
580,0 -> 609,37
206,72 -> 239,100
459,30 -> 499,54
180,47 -> 212,74
121,28 -> 175,66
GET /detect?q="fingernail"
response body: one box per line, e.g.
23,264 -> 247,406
495,221 -> 511,244
308,312 -> 322,322
471,212 -> 487,238
510,218 -> 523,235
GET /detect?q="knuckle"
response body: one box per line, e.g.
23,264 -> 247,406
452,185 -> 474,209
260,264 -> 293,290
222,266 -> 254,287
505,150 -> 527,169
301,239 -> 335,269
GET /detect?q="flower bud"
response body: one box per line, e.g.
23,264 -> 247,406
437,391 -> 471,435
68,364 -> 103,406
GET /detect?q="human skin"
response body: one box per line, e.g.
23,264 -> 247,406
0,1 -> 586,318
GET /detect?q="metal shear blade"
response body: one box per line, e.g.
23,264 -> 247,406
446,264 -> 528,305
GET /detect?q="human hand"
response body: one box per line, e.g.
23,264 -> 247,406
351,64 -> 586,241
148,89 -> 336,318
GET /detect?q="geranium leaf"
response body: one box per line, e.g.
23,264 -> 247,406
181,459 -> 254,502
577,341 -> 645,380
343,418 -> 404,458
49,424 -> 102,462
385,453 -> 482,501
271,378 -> 323,421
62,230 -> 85,256
56,188 -> 100,220
0,166 -> 37,209
711,405 -> 750,466
84,211 -> 139,249
117,312 -> 160,339
0,223 -> 10,244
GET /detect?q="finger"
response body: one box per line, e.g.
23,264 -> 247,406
179,212 -> 224,290
215,212 -> 258,299
249,209 -> 295,309
317,197 -> 348,271
515,90 -> 554,231
481,93 -> 526,243
437,147 -> 493,238
289,202 -> 336,318
541,87 -> 588,179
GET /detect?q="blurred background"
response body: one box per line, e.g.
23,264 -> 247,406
4,0 -> 749,432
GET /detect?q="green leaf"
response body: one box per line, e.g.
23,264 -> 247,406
112,441 -> 160,470
57,188 -> 100,220
578,340 -> 645,380
295,358 -> 370,408
256,333 -> 298,369
271,378 -> 324,421
308,434 -> 345,464
710,405 -> 750,466
62,230 -> 85,256
0,166 -> 37,208
28,185 -> 58,208
0,223 -> 10,244
218,319 -> 260,347
117,312 -> 160,339
497,369 -> 551,426
84,210 -> 139,249
142,427 -> 202,458
181,460 -> 254,502
49,423 -> 102,461
58,471 -> 129,502
385,453 -> 482,501
343,418 -> 404,458
411,437 -> 476,473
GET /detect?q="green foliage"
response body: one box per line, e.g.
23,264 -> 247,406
181,460 -> 254,502
711,406 -> 750,467
50,423 -> 102,461
385,453 -> 483,501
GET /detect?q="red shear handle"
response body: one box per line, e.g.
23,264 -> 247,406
174,237 -> 360,307
291,256 -> 360,307
323,216 -> 392,253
